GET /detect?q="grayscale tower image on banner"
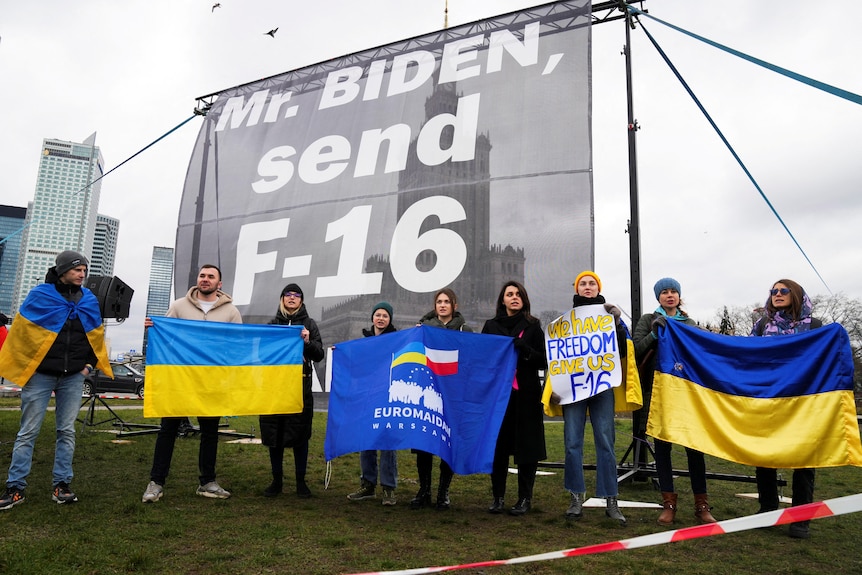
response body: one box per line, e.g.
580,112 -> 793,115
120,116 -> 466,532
317,80 -> 525,343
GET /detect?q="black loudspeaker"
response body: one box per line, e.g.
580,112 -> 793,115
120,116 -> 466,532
85,275 -> 134,319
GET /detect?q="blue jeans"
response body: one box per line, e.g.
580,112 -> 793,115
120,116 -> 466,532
6,371 -> 84,489
562,388 -> 618,498
360,450 -> 397,489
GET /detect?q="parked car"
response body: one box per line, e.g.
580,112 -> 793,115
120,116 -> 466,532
83,362 -> 145,398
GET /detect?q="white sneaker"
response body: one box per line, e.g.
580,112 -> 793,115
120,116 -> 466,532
381,488 -> 397,506
142,481 -> 163,503
196,481 -> 231,499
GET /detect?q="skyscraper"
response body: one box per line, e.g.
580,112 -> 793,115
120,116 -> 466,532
0,205 -> 27,316
90,213 -> 119,277
12,134 -> 104,314
142,246 -> 174,357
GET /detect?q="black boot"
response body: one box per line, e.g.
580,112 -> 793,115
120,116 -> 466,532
488,456 -> 507,514
410,452 -> 433,509
296,477 -> 311,498
509,498 -> 531,516
294,442 -> 311,498
436,463 -> 454,510
789,521 -> 811,539
264,447 -> 284,497
488,497 -> 505,514
409,485 -> 432,509
789,468 -> 815,538
755,467 -> 780,513
263,474 -> 283,497
517,462 -> 537,493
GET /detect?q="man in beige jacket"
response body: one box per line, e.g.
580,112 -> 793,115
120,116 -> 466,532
141,264 -> 242,503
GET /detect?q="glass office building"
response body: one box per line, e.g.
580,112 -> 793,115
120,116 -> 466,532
142,246 -> 174,357
0,205 -> 27,316
90,213 -> 120,277
12,135 -> 104,314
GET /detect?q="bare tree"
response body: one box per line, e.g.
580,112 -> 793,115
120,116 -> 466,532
713,294 -> 862,390
811,293 -> 862,389
711,304 -> 760,335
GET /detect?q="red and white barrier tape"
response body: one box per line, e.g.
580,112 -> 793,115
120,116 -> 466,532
347,493 -> 862,575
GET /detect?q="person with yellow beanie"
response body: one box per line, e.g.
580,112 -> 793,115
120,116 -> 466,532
562,271 -> 628,525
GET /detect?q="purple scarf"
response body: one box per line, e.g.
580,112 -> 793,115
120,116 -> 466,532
757,293 -> 814,336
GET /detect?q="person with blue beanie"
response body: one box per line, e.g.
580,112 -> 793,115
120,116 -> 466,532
633,277 -> 717,526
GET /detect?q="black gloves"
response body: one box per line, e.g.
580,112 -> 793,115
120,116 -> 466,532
513,337 -> 529,353
651,315 -> 667,334
603,304 -> 621,324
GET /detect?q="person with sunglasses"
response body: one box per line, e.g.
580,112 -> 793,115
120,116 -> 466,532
750,278 -> 821,539
260,283 -> 324,498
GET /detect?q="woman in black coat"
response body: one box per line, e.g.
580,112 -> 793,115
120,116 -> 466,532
260,283 -> 324,498
482,281 -> 547,516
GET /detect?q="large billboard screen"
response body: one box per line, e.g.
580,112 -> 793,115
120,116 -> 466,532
176,0 -> 593,342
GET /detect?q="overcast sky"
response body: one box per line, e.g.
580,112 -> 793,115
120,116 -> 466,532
1,0 -> 860,355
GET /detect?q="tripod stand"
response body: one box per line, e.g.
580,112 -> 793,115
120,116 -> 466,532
78,392 -> 135,431
617,409 -> 657,484
617,438 -> 656,483
77,391 -> 162,435
117,416 -> 254,439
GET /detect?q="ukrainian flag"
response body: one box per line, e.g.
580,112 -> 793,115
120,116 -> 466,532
0,283 -> 112,385
648,320 -> 862,468
145,317 -> 305,417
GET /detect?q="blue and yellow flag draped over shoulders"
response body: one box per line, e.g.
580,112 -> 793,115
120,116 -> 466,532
0,283 -> 111,385
145,317 -> 304,418
648,320 -> 862,468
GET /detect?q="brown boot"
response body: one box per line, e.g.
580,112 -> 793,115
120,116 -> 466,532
657,492 -> 677,525
694,494 -> 717,524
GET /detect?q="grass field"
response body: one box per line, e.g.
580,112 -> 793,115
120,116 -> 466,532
0,398 -> 860,575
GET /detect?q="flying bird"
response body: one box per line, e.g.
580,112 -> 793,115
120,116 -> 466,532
211,3 -> 220,11
265,28 -> 278,37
